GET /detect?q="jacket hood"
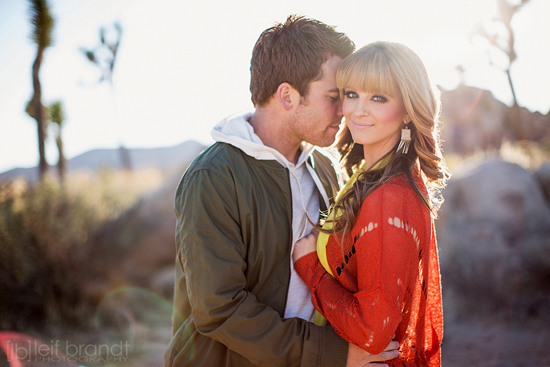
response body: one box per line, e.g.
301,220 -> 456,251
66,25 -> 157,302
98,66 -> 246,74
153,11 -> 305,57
211,111 -> 315,168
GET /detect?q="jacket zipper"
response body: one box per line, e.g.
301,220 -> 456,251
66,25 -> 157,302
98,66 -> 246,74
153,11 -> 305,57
281,168 -> 293,315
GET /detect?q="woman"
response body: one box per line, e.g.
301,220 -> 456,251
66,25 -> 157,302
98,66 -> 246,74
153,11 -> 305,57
292,41 -> 449,366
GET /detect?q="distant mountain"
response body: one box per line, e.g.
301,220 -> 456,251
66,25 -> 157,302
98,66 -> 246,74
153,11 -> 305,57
0,140 -> 207,182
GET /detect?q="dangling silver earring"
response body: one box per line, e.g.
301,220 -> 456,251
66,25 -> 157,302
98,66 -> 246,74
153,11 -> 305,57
396,122 -> 412,154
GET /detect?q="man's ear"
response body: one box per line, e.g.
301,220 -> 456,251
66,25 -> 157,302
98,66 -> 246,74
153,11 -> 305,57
276,83 -> 300,111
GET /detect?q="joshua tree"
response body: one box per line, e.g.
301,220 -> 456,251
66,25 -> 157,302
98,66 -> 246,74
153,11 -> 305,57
81,22 -> 131,171
82,22 -> 122,85
25,99 -> 50,124
470,0 -> 531,140
28,0 -> 54,180
50,101 -> 66,183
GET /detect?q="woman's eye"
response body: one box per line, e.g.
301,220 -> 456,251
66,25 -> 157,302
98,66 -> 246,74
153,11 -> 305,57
372,95 -> 387,103
344,91 -> 358,98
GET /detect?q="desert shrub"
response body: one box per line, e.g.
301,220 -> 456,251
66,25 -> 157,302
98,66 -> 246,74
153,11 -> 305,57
0,171 -> 148,332
500,140 -> 550,170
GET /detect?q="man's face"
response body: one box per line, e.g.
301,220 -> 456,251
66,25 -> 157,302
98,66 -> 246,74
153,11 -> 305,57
291,55 -> 344,147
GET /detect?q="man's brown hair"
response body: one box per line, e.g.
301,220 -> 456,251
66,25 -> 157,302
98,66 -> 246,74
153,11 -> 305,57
250,15 -> 355,107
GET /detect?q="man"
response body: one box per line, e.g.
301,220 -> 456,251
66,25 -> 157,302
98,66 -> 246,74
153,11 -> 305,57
165,15 -> 399,367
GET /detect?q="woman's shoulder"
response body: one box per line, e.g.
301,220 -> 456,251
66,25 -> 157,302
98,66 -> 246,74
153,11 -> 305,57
362,171 -> 429,213
377,171 -> 425,195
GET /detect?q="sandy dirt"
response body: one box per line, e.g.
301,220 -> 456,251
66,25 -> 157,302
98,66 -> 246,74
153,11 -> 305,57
2,319 -> 550,366
442,319 -> 550,367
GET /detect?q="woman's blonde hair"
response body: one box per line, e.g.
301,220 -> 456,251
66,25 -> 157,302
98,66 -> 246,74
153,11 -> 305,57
323,41 -> 450,240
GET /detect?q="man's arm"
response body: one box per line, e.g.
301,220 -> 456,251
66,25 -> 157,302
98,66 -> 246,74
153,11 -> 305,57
175,167 -> 348,367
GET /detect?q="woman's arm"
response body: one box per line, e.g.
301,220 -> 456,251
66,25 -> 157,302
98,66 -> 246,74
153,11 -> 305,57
294,182 -> 429,355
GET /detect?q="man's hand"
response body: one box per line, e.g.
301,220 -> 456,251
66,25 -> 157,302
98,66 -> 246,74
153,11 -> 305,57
292,229 -> 318,263
346,341 -> 399,367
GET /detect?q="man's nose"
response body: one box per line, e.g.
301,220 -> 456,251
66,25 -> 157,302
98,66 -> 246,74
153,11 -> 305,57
336,99 -> 344,118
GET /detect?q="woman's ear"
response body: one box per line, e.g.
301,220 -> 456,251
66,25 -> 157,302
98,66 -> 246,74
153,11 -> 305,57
277,83 -> 299,111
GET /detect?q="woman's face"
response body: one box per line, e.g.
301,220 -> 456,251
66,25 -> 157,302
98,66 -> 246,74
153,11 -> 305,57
342,84 -> 408,159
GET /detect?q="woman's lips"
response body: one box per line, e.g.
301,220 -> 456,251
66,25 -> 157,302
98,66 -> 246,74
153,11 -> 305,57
352,120 -> 373,129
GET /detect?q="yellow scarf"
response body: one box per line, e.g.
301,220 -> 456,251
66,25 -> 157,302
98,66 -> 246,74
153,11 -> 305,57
313,156 -> 390,326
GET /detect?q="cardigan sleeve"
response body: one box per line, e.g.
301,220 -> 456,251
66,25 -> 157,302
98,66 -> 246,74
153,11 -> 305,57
295,181 -> 430,355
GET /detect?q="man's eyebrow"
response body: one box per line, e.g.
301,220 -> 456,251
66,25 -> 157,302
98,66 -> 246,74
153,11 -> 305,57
327,88 -> 339,93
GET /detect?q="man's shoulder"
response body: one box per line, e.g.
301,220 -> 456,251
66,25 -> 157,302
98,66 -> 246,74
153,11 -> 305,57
311,146 -> 339,162
186,142 -> 248,173
309,147 -> 338,168
184,142 -> 283,180
177,143 -> 246,199
309,147 -> 342,198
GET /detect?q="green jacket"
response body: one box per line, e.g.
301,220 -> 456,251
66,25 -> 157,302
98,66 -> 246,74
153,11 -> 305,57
165,142 -> 347,367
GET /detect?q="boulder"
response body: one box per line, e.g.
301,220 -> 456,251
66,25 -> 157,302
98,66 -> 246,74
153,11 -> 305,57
439,85 -> 550,153
533,163 -> 550,206
440,86 -> 507,154
436,159 -> 550,319
150,266 -> 176,300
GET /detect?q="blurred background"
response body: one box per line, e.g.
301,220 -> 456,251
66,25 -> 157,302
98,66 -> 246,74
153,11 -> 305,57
0,0 -> 549,366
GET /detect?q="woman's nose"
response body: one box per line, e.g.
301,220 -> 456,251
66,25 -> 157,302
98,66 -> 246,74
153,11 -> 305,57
355,99 -> 369,117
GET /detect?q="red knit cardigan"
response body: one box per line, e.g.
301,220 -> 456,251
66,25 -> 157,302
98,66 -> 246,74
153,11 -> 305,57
294,173 -> 443,367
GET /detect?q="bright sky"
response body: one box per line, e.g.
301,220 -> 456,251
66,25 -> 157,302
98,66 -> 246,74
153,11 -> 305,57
1,0 -> 549,173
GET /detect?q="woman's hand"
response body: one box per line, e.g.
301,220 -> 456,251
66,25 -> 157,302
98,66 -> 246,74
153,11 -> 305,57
346,341 -> 400,367
292,229 -> 318,263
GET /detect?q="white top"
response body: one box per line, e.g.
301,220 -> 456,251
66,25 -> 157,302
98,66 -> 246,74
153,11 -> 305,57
211,111 -> 330,320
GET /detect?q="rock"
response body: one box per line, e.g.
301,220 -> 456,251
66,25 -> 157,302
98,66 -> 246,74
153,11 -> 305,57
533,163 -> 550,206
439,85 -> 550,154
436,159 -> 550,318
150,266 -> 176,300
440,86 -> 507,154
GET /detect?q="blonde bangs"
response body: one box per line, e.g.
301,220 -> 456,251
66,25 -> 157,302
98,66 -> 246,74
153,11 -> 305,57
337,49 -> 400,98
